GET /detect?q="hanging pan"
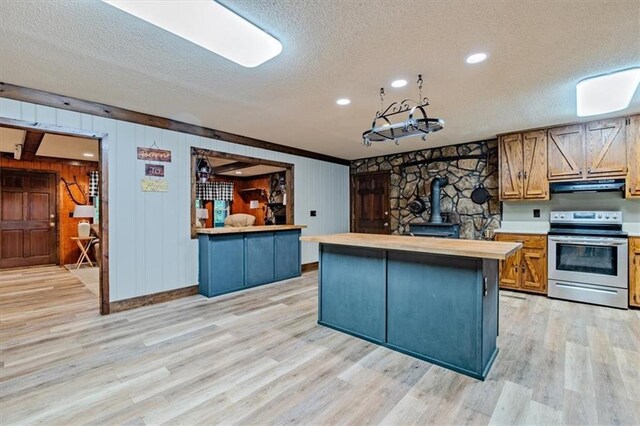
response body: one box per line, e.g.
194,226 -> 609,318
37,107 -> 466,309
471,183 -> 491,204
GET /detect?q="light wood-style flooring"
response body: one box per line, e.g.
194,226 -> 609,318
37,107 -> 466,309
1,266 -> 639,425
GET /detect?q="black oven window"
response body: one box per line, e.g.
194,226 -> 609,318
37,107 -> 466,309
556,243 -> 617,276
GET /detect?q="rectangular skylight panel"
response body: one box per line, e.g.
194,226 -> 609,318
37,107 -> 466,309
576,68 -> 640,117
101,0 -> 282,68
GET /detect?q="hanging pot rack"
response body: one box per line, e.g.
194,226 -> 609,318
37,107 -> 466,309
362,75 -> 444,146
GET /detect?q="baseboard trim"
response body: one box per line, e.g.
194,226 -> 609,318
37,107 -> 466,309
110,285 -> 199,313
301,262 -> 319,273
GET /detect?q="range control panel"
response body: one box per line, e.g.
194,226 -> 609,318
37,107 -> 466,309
550,210 -> 622,224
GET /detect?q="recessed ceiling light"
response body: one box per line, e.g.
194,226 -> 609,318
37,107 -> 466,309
466,53 -> 488,64
100,0 -> 282,68
235,171 -> 243,174
82,153 -> 95,157
576,68 -> 640,117
391,79 -> 407,88
336,98 -> 351,106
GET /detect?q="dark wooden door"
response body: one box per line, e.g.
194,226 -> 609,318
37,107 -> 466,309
0,169 -> 57,268
352,172 -> 390,234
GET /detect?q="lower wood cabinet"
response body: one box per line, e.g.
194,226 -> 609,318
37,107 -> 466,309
495,233 -> 547,294
630,237 -> 640,308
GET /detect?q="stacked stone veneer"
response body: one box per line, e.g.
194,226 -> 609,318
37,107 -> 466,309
350,140 -> 500,240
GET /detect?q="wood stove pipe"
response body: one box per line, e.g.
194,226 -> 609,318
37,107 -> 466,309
428,176 -> 448,224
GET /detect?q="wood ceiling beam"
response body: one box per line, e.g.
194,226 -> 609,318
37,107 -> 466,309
20,131 -> 45,161
0,82 -> 350,166
213,161 -> 254,174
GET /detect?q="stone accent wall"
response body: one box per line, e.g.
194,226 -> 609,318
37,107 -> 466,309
350,140 -> 500,240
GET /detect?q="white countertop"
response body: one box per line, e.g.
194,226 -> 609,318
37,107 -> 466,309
623,223 -> 640,237
494,221 -> 550,235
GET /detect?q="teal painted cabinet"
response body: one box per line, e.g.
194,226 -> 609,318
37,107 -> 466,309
198,229 -> 302,297
317,243 -> 499,380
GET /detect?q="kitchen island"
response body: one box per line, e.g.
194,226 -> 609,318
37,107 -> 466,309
198,225 -> 306,297
300,233 -> 521,380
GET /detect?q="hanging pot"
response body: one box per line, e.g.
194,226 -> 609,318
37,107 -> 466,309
471,183 -> 491,205
409,198 -> 427,214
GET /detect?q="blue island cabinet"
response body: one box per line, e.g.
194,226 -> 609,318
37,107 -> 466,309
198,227 -> 302,297
317,243 -> 500,380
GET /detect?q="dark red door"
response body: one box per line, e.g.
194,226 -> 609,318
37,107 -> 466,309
352,172 -> 390,234
1,169 -> 57,268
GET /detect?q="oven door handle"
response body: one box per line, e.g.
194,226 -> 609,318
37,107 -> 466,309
548,236 -> 627,246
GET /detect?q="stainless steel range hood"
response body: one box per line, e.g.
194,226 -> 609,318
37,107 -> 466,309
550,179 -> 625,194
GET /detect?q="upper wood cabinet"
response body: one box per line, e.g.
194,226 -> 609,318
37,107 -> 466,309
499,131 -> 548,201
495,233 -> 547,295
548,124 -> 585,180
626,115 -> 640,198
585,118 -> 627,178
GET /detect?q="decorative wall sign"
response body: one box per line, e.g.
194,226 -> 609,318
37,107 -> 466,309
145,164 -> 165,177
137,147 -> 172,162
141,178 -> 168,192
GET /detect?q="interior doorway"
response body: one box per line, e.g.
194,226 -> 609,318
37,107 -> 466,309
351,171 -> 391,234
0,117 -> 110,314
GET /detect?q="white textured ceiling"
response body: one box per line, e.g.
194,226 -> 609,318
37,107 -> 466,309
0,0 -> 639,160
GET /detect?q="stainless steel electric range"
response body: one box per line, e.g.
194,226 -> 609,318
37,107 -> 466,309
548,210 -> 628,309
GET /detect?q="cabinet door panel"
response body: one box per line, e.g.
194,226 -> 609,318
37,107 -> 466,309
496,234 -> 522,289
548,125 -> 585,180
320,245 -> 385,342
586,118 -> 627,177
521,248 -> 547,294
499,134 -> 524,200
199,235 -> 244,297
246,233 -> 275,286
522,130 -> 549,200
275,230 -> 300,281
626,115 -> 640,198
630,238 -> 640,308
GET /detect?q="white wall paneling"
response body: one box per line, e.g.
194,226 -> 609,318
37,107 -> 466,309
0,98 -> 350,301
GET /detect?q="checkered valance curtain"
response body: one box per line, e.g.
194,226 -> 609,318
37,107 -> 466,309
196,182 -> 234,201
89,171 -> 99,197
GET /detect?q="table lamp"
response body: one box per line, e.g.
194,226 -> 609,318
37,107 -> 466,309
196,208 -> 209,228
73,205 -> 95,238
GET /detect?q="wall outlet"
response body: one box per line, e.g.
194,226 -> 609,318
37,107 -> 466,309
533,209 -> 540,218
310,210 -> 317,217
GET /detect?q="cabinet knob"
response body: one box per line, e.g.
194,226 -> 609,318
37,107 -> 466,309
517,171 -> 522,179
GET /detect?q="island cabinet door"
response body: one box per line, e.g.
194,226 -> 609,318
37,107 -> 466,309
245,233 -> 275,287
199,235 -> 245,297
274,230 -> 301,281
386,252 -> 484,375
319,245 -> 386,342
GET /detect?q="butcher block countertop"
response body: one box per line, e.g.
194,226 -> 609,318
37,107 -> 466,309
197,225 -> 306,235
301,233 -> 521,260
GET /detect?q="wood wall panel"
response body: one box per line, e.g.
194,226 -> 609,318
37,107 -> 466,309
0,156 -> 98,265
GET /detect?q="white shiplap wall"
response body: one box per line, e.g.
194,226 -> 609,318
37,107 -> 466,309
0,98 -> 350,301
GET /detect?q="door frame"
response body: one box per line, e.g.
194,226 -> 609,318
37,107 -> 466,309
0,117 -> 111,315
350,170 -> 391,233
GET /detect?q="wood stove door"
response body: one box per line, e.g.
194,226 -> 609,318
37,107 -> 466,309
351,172 -> 390,234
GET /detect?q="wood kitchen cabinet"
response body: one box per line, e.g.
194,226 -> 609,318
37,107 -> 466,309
495,233 -> 547,295
585,118 -> 627,178
499,130 -> 548,201
630,237 -> 640,308
548,124 -> 586,180
626,115 -> 640,198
